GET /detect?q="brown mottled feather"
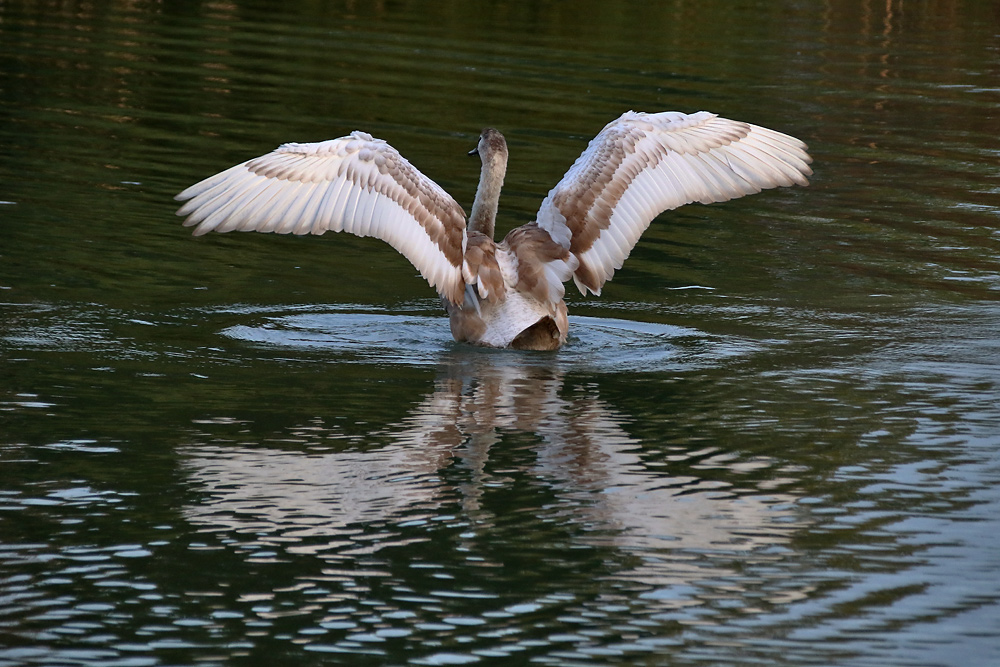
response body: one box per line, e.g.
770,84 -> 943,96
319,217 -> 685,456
463,232 -> 506,303
503,223 -> 574,307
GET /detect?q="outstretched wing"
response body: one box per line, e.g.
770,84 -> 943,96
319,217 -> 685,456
534,111 -> 813,296
175,131 -> 468,304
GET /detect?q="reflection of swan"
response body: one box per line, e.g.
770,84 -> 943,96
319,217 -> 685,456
182,353 -> 807,593
176,111 -> 811,349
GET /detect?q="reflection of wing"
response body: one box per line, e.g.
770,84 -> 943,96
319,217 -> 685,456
535,111 -> 813,296
532,395 -> 801,554
182,443 -> 450,553
181,354 -> 806,597
175,132 -> 468,303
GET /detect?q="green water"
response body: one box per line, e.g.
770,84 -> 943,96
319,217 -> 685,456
3,1 -> 1000,665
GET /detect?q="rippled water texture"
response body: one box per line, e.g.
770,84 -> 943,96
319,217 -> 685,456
2,1 -> 1000,665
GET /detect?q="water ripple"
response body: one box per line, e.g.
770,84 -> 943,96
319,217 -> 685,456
220,306 -> 759,373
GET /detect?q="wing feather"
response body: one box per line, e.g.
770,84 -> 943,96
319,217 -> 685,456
291,183 -> 327,235
315,177 -> 349,233
501,224 -> 579,308
275,182 -> 320,234
536,110 -> 812,295
176,132 -> 468,303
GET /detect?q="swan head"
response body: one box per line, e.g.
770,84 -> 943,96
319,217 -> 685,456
468,128 -> 508,167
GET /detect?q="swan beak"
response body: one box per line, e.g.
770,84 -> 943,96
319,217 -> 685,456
467,147 -> 479,156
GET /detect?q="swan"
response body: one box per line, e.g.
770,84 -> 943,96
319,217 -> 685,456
175,110 -> 812,350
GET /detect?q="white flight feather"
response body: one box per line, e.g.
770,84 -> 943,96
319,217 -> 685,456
176,134 -> 467,303
536,110 -> 812,295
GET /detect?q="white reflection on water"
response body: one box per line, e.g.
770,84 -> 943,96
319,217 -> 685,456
181,344 -> 809,608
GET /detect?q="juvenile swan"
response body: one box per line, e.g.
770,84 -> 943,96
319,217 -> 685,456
176,111 -> 812,350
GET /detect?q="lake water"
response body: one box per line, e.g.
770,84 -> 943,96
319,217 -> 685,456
2,1 -> 1000,665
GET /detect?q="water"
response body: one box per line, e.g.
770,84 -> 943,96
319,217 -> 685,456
3,1 -> 1000,665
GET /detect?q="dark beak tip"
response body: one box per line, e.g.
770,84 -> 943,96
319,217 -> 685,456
467,148 -> 479,157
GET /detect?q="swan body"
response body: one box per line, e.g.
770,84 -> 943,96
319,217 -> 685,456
176,110 -> 812,350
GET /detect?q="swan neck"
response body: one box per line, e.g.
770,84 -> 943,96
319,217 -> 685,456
468,135 -> 507,240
